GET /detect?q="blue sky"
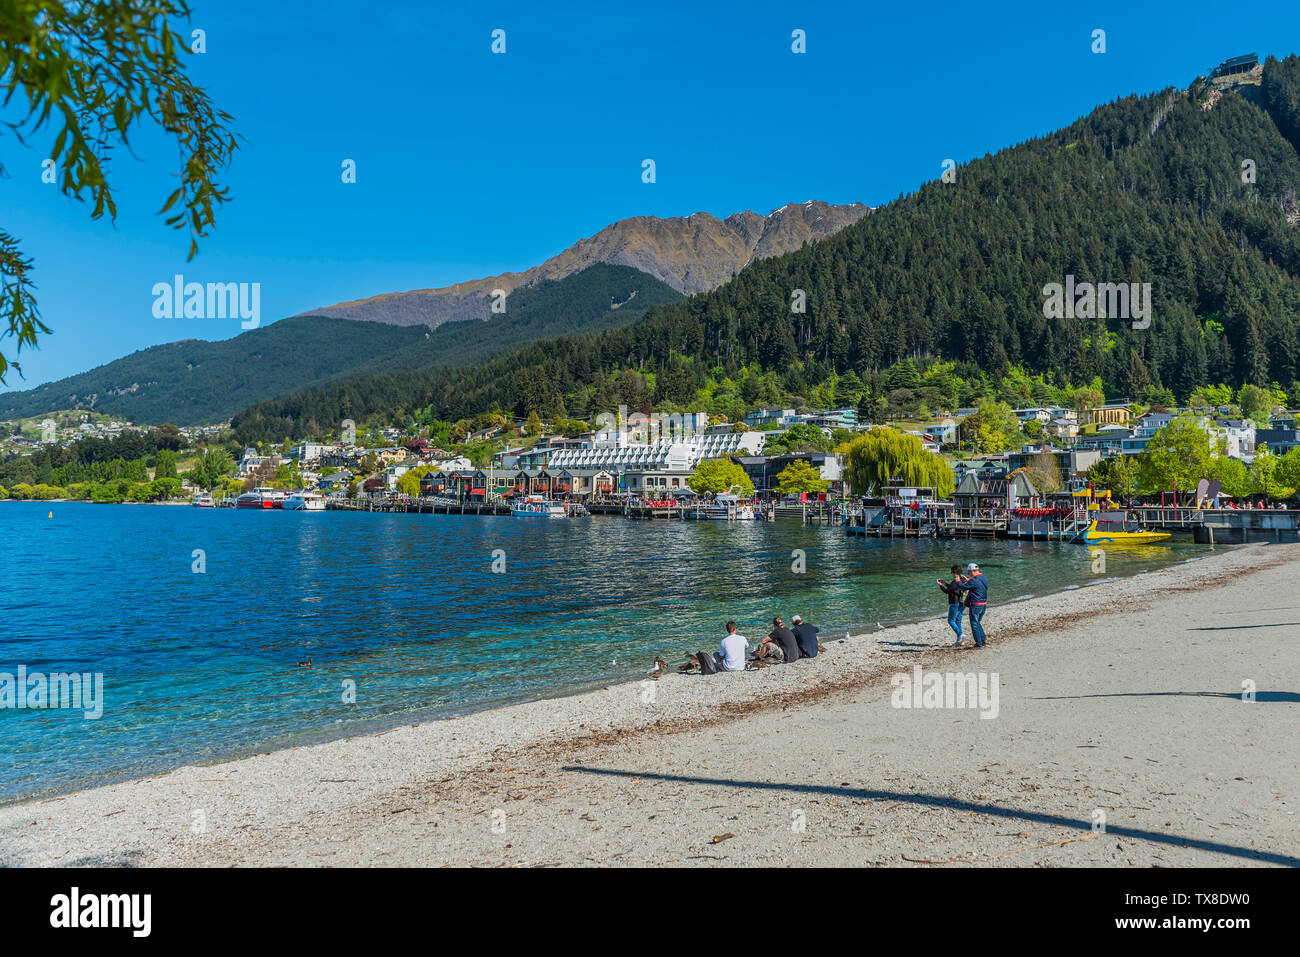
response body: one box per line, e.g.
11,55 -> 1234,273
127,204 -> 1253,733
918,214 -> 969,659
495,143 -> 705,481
3,0 -> 1297,390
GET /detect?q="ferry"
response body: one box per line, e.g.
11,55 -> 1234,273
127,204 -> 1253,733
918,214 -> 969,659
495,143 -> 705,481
697,486 -> 756,521
191,494 -> 215,508
283,491 -> 326,511
510,495 -> 566,518
234,487 -> 287,510
1081,518 -> 1171,545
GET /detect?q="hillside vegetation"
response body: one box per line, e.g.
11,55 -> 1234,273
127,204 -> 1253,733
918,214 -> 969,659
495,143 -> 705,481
230,55 -> 1300,443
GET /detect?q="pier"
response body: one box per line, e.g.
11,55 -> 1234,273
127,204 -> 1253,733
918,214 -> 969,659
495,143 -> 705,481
844,501 -> 1300,544
327,498 -> 511,516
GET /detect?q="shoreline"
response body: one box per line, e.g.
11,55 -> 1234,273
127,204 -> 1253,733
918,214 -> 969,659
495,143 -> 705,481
3,541 -> 1295,866
0,536 -> 1212,809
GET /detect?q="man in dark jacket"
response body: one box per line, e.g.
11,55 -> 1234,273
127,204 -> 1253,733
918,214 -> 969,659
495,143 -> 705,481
954,563 -> 988,648
791,615 -> 819,659
936,564 -> 966,646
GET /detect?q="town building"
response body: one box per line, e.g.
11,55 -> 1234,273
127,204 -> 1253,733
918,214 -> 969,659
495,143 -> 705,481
735,453 -> 844,498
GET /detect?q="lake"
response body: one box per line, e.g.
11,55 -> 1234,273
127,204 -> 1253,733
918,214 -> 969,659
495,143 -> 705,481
0,501 -> 1203,803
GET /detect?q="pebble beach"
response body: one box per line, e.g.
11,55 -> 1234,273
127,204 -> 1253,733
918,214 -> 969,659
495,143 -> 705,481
3,542 -> 1296,867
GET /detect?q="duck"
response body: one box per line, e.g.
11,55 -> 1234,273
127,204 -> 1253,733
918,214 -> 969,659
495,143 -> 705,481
678,653 -> 700,673
297,658 -> 313,669
648,657 -> 667,680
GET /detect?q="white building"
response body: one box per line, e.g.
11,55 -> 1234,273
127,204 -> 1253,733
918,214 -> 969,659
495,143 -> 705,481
547,431 -> 766,475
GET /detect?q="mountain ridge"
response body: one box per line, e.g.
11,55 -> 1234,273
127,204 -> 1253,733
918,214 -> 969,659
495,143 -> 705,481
297,201 -> 870,328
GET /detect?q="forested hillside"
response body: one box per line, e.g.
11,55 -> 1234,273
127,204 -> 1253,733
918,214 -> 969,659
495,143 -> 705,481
231,56 -> 1300,443
343,263 -> 684,374
0,317 -> 428,425
0,265 -> 682,424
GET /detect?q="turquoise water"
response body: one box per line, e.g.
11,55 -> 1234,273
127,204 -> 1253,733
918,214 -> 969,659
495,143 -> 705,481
0,501 -> 1205,803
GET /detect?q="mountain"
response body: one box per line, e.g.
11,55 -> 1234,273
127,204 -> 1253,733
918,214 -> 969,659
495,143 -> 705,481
343,263 -> 683,374
229,54 -> 1300,443
0,264 -> 683,424
0,317 -> 427,425
297,201 -> 871,328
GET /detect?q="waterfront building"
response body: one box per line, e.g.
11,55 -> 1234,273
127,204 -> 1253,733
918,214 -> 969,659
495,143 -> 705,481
621,468 -> 695,495
552,468 -> 615,498
735,452 -> 844,499
954,471 -> 1039,511
545,431 -> 765,477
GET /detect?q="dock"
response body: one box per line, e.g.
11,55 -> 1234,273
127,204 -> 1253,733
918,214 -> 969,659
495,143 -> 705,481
845,502 -> 1300,545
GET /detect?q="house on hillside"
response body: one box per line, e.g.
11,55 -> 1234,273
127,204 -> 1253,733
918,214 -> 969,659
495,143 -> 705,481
1210,53 -> 1259,79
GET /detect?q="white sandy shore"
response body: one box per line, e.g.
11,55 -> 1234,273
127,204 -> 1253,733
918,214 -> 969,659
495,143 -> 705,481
3,543 -> 1297,867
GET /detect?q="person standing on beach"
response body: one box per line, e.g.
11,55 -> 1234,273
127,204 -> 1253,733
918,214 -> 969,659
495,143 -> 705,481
791,615 -> 819,659
954,563 -> 988,648
936,564 -> 967,646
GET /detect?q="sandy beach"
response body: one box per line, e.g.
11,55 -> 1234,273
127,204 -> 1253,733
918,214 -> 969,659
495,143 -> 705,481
3,542 -> 1297,868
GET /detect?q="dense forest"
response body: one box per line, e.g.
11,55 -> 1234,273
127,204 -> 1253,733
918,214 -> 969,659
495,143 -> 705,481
1,264 -> 682,425
228,56 -> 1300,444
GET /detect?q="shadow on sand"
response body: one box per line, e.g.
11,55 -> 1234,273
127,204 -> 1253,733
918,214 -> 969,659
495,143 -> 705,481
560,767 -> 1298,866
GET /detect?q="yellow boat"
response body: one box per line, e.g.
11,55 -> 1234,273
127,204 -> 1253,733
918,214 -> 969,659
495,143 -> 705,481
1081,518 -> 1171,545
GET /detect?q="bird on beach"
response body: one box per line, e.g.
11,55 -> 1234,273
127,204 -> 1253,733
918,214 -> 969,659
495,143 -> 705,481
679,653 -> 700,673
648,657 -> 667,679
297,658 -> 312,669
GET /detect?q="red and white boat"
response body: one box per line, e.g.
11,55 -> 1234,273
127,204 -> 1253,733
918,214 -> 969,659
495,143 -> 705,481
234,487 -> 287,509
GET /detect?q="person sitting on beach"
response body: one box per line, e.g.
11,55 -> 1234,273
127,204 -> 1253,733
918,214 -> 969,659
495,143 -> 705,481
791,615 -> 820,659
756,617 -> 801,663
936,564 -> 967,647
716,621 -> 750,672
953,563 -> 988,648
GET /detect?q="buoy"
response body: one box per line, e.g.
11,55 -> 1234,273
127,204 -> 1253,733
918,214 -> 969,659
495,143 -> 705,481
48,511 -> 52,518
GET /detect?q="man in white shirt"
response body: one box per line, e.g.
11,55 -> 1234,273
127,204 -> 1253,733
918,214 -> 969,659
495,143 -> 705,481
717,621 -> 750,672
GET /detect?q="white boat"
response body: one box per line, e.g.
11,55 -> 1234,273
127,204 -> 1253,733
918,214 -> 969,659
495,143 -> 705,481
191,494 -> 215,508
235,487 -> 287,510
284,491 -> 326,511
697,486 -> 756,521
510,495 -> 566,518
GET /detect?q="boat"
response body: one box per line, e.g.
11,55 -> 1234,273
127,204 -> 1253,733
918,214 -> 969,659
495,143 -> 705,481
191,494 -> 215,508
283,491 -> 326,511
234,487 -> 287,510
1081,518 -> 1171,544
697,486 -> 756,521
510,495 -> 566,518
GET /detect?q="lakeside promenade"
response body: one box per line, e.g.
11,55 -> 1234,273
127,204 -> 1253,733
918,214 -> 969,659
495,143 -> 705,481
2,543 -> 1296,867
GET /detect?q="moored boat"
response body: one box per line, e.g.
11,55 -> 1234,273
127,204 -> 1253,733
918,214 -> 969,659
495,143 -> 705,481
510,495 -> 566,518
191,494 -> 215,508
1081,518 -> 1171,544
234,487 -> 287,509
697,486 -> 756,521
284,491 -> 326,511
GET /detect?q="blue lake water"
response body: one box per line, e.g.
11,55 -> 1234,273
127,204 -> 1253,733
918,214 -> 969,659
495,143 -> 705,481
0,501 -> 1206,803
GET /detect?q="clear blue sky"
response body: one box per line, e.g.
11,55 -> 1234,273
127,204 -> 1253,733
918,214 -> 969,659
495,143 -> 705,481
3,0 -> 1295,390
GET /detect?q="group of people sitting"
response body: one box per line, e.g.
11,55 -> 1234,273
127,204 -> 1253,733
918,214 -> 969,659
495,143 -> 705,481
698,616 -> 820,673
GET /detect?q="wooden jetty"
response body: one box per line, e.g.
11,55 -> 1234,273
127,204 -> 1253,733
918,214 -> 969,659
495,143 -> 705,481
327,498 -> 510,516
